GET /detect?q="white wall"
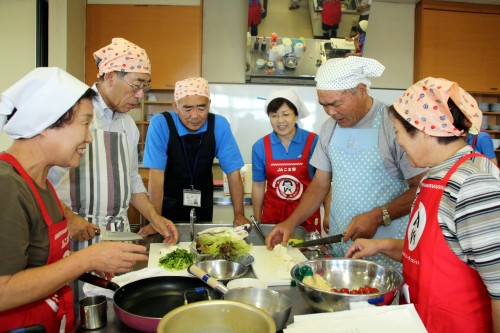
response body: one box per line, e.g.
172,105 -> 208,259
0,0 -> 37,150
364,1 -> 416,89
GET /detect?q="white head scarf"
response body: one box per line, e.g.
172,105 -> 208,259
265,89 -> 310,119
0,67 -> 89,139
315,57 -> 385,91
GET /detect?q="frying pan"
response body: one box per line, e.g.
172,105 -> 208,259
79,274 -> 221,332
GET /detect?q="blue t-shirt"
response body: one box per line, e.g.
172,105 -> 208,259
143,111 -> 244,174
252,125 -> 318,182
467,132 -> 496,159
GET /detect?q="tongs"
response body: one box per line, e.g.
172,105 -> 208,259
249,215 -> 266,242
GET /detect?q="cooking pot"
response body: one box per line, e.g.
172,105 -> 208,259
157,300 -> 276,333
79,274 -> 221,332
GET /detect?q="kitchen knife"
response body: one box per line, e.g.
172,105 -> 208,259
291,234 -> 344,248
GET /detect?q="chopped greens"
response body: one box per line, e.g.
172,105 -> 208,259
158,248 -> 194,271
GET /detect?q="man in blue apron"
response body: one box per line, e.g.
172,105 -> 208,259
266,57 -> 427,272
140,77 -> 250,228
50,38 -> 178,246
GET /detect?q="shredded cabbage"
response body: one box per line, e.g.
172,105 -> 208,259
195,234 -> 252,259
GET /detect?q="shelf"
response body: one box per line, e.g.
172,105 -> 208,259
144,100 -> 173,105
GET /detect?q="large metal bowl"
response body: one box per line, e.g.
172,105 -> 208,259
194,260 -> 248,282
291,258 -> 404,312
223,288 -> 292,331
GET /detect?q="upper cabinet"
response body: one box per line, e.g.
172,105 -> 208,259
414,0 -> 500,95
85,4 -> 202,89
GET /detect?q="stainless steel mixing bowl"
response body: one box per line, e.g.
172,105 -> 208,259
291,258 -> 404,312
223,287 -> 292,331
194,259 -> 248,282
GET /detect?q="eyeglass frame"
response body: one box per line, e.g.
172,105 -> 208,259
120,73 -> 152,93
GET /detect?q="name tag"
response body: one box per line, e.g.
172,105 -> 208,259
183,189 -> 201,207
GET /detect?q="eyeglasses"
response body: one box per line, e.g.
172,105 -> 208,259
122,75 -> 151,93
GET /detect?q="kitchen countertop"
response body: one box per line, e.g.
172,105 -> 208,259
77,233 -> 314,333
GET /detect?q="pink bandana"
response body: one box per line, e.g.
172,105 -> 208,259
393,77 -> 482,137
93,38 -> 151,78
174,77 -> 210,101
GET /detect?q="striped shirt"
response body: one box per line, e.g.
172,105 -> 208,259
418,146 -> 500,299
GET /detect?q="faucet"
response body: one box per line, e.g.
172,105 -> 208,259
190,208 -> 197,241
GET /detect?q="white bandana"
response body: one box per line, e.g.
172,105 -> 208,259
265,89 -> 310,119
315,57 -> 385,91
0,67 -> 89,139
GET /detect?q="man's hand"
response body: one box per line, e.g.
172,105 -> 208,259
68,214 -> 99,241
343,208 -> 380,242
233,214 -> 251,228
140,215 -> 179,244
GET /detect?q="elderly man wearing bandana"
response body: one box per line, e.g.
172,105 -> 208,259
266,57 -> 427,272
49,38 -> 178,245
346,78 -> 500,333
252,89 -> 330,233
0,67 -> 147,332
140,77 -> 250,228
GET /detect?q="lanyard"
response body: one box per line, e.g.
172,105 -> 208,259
180,133 -> 204,188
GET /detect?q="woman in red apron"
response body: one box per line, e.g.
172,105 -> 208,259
346,77 -> 500,333
0,68 -> 147,332
252,90 -> 329,234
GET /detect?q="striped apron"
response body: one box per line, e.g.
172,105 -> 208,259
69,121 -> 132,251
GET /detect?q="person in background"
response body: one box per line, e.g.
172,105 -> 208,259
252,89 -> 330,233
140,77 -> 250,230
321,0 -> 342,39
265,57 -> 427,272
289,0 -> 301,10
467,131 -> 498,165
346,77 -> 500,333
0,67 -> 147,332
49,38 -> 178,246
354,0 -> 371,21
249,0 -> 265,37
346,20 -> 368,57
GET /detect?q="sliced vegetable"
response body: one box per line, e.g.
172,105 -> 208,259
158,248 -> 194,271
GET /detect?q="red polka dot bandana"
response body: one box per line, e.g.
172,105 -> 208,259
174,77 -> 210,102
394,77 -> 482,137
93,38 -> 151,78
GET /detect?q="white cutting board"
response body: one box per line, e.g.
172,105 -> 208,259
249,246 -> 307,286
147,242 -> 194,277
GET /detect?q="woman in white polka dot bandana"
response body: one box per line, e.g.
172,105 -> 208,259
347,77 -> 500,333
265,57 -> 427,274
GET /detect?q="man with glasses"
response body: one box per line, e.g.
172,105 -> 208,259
49,38 -> 178,247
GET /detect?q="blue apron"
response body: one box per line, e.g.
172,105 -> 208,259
328,103 -> 408,272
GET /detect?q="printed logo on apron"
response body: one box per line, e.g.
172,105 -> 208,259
272,174 -> 303,200
407,202 -> 427,251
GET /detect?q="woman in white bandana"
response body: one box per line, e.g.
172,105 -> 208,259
252,89 -> 329,234
0,67 -> 147,332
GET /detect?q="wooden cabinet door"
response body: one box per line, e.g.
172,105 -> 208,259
86,5 -> 202,89
414,0 -> 500,94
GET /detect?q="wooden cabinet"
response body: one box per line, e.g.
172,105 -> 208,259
85,4 -> 202,89
414,0 -> 500,95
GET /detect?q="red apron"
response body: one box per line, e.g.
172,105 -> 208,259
401,153 -> 492,333
248,0 -> 262,26
261,133 -> 321,233
0,153 -> 75,333
322,0 -> 342,26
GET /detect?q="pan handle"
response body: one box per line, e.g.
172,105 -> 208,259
188,265 -> 228,294
78,272 -> 120,291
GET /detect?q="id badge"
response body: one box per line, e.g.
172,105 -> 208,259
183,189 -> 201,207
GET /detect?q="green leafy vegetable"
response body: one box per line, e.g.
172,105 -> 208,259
195,234 -> 252,260
158,248 -> 194,271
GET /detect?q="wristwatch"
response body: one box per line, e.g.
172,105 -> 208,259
381,206 -> 391,227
